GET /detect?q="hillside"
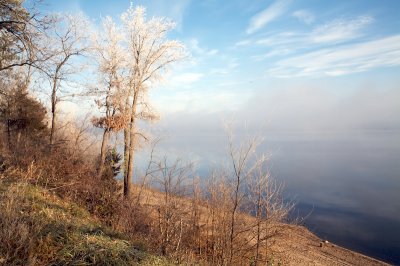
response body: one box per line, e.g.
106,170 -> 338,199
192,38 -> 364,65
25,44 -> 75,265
0,177 -> 390,265
0,179 -> 172,266
135,186 -> 391,266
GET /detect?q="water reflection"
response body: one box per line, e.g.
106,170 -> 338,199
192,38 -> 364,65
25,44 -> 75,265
265,130 -> 400,264
138,123 -> 400,263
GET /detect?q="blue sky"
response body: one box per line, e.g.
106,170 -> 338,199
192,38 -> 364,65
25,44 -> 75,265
38,0 -> 400,121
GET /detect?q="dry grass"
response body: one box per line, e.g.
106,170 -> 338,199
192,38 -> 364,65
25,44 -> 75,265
129,185 -> 390,266
0,166 -> 390,266
0,179 -> 173,266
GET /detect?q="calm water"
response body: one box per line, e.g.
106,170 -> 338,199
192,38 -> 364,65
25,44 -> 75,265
264,130 -> 400,264
138,128 -> 400,264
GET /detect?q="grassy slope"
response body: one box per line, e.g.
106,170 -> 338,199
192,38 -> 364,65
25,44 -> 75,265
0,178 -> 389,266
0,179 -> 172,266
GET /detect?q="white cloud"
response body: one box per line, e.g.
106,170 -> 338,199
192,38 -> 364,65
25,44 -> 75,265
246,0 -> 292,34
251,48 -> 291,61
250,15 -> 377,66
266,35 -> 400,77
292,9 -> 315,24
234,39 -> 251,47
228,60 -> 239,69
256,31 -> 304,46
187,39 -> 201,52
254,15 -> 373,49
210,58 -> 239,76
170,72 -> 204,85
311,16 -> 374,43
187,38 -> 219,56
207,49 -> 219,56
142,0 -> 192,30
168,0 -> 191,29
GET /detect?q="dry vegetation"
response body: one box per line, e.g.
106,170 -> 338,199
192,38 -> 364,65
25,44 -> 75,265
0,116 -> 294,265
0,138 -> 389,265
0,176 -> 172,265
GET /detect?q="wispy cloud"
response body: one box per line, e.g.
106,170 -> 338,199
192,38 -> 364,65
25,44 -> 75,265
253,16 -> 373,49
169,0 -> 191,29
141,0 -> 191,30
249,15 -> 376,65
292,9 -> 315,25
256,31 -> 303,46
251,49 -> 291,61
311,16 -> 374,43
210,58 -> 239,75
187,38 -> 219,56
170,72 -> 204,85
234,39 -> 251,47
246,0 -> 292,34
207,49 -> 219,56
266,35 -> 400,77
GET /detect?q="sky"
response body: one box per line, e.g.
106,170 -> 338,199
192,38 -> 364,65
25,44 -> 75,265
39,0 -> 400,116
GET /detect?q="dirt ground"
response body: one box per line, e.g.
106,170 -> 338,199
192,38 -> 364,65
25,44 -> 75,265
270,224 -> 390,265
136,187 -> 391,265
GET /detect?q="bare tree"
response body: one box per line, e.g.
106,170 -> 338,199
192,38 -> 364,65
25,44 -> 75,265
247,159 -> 293,265
207,168 -> 241,263
225,130 -> 260,264
153,157 -> 192,256
0,0 -> 53,72
42,13 -> 90,149
195,127 -> 294,265
59,112 -> 99,158
248,162 -> 268,265
120,6 -> 186,198
135,137 -> 161,205
189,176 -> 203,256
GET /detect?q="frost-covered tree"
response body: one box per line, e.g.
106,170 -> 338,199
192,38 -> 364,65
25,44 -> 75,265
120,6 -> 186,197
91,16 -> 127,175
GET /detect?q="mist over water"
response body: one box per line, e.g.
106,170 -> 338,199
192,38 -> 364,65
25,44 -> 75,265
140,85 -> 400,264
142,129 -> 399,263
264,130 -> 400,264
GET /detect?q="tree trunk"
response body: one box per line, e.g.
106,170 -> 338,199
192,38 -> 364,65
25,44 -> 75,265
6,119 -> 11,150
228,175 -> 241,264
49,79 -> 57,150
122,94 -> 131,187
98,128 -> 110,176
124,89 -> 139,198
254,191 -> 262,266
6,100 -> 11,150
123,127 -> 129,177
124,124 -> 136,198
264,199 -> 270,263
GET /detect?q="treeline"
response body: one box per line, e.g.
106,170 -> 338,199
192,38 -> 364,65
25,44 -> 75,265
0,1 -> 293,265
